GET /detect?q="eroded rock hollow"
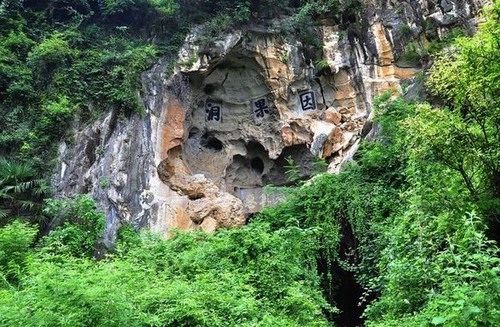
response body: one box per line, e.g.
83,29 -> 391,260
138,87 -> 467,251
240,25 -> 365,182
54,0 -> 484,245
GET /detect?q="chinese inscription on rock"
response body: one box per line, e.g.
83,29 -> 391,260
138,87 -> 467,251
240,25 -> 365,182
252,97 -> 270,120
299,91 -> 317,111
205,101 -> 222,123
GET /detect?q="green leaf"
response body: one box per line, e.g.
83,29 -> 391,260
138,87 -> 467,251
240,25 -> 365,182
432,316 -> 446,325
465,306 -> 482,315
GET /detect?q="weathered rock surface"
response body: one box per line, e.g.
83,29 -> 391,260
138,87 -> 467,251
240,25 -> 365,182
54,0 -> 484,244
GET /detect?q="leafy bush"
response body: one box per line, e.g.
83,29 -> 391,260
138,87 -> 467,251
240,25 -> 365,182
27,32 -> 77,82
0,220 -> 37,285
0,158 -> 49,224
398,41 -> 422,66
0,220 -> 333,326
42,195 -> 105,257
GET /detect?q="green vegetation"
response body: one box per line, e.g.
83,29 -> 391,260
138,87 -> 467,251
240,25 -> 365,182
398,27 -> 466,67
399,41 -> 423,66
1,0 -> 500,326
0,158 -> 50,225
399,23 -> 412,36
0,197 -> 332,326
315,58 -> 330,70
0,0 -> 165,173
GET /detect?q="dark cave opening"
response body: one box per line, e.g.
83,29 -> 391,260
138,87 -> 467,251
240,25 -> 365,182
263,144 -> 317,186
335,268 -> 365,327
317,218 -> 367,327
317,256 -> 366,327
200,133 -> 223,151
203,84 -> 216,95
250,157 -> 264,174
246,141 -> 268,157
245,212 -> 256,224
486,218 -> 500,246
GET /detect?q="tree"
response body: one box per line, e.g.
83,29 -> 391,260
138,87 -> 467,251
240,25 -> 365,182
424,0 -> 500,219
0,158 -> 49,224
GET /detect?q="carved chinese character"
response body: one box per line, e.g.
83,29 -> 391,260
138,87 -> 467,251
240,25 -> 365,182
205,101 -> 222,122
252,98 -> 270,119
299,91 -> 317,111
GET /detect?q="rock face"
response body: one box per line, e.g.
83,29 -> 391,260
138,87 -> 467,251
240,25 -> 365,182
54,0 -> 484,244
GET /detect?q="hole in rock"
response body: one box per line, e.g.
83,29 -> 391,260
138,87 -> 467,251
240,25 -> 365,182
317,220 -> 367,327
200,134 -> 223,151
188,127 -> 200,139
188,193 -> 204,200
85,138 -> 97,166
263,144 -> 316,186
247,141 -> 267,155
487,218 -> 500,246
226,154 -> 263,190
337,220 -> 366,327
245,212 -> 256,224
203,84 -> 216,95
250,157 -> 264,174
246,141 -> 268,175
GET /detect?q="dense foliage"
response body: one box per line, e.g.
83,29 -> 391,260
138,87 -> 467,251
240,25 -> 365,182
0,196 -> 332,326
1,0 -> 500,326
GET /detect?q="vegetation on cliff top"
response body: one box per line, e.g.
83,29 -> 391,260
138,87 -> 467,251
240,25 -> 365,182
1,0 -> 500,326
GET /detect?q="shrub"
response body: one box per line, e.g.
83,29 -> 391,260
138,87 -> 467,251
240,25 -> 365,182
42,195 -> 105,257
0,220 -> 37,285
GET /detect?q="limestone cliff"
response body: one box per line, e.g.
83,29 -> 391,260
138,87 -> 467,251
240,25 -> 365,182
54,0 -> 484,246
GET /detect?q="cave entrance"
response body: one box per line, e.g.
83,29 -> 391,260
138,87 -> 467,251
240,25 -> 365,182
334,268 -> 365,327
317,257 -> 365,327
487,218 -> 500,246
224,141 -> 269,192
250,157 -> 264,174
200,133 -> 223,151
318,219 -> 367,327
263,144 -> 317,186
